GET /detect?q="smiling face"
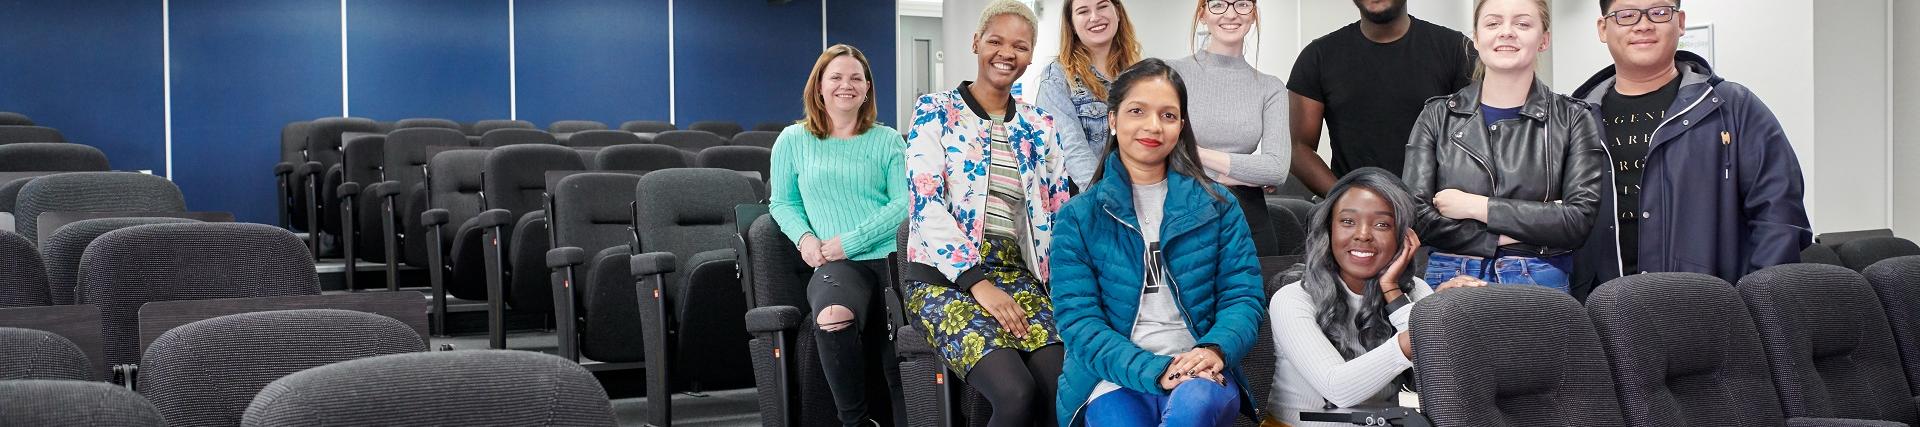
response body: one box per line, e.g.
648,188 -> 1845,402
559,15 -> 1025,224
1597,0 -> 1684,74
1197,0 -> 1257,47
817,55 -> 870,118
1071,0 -> 1120,50
973,14 -> 1036,91
1109,76 -> 1183,176
1474,0 -> 1550,75
1330,187 -> 1400,288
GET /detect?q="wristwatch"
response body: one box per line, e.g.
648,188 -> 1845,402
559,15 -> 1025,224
1385,291 -> 1413,313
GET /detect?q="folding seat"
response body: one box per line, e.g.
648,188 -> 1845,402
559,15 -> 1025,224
0,125 -> 66,144
478,128 -> 557,148
1412,286 -> 1625,426
274,121 -> 311,229
42,218 -> 201,305
0,172 -> 61,216
1803,243 -> 1848,266
548,120 -> 608,134
1265,202 -> 1306,257
14,172 -> 186,246
696,145 -> 772,181
628,168 -> 761,425
0,111 -> 33,126
544,172 -> 644,364
754,122 -> 790,133
139,309 -> 424,426
620,120 -> 676,134
0,327 -> 92,380
731,130 -> 780,149
742,215 -> 842,426
562,129 -> 643,148
1740,263 -> 1920,424
1838,237 -> 1920,272
468,144 -> 584,347
371,128 -> 473,290
74,222 -> 318,367
289,117 -> 380,256
471,119 -> 535,136
394,117 -> 461,130
892,218 -> 1010,427
595,144 -> 688,172
333,132 -> 388,289
419,150 -> 490,336
690,121 -> 745,138
0,230 -> 48,308
242,350 -> 617,427
0,380 -> 164,427
1233,259 -> 1304,427
654,130 -> 727,165
1863,256 -> 1920,396
1589,273 -> 1903,426
0,143 -> 109,172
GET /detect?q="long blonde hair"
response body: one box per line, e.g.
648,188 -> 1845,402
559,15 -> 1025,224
1057,0 -> 1140,101
1471,0 -> 1552,81
799,44 -> 877,139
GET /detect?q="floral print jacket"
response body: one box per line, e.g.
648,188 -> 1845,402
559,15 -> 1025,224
904,84 -> 1073,288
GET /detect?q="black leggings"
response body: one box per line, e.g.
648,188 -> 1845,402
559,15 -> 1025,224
969,344 -> 1064,427
1231,185 -> 1280,257
808,259 -> 904,426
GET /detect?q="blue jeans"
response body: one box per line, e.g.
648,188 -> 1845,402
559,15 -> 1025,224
1085,378 -> 1239,427
1423,252 -> 1571,293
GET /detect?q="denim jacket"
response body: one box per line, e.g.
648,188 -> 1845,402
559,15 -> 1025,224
1037,61 -> 1113,187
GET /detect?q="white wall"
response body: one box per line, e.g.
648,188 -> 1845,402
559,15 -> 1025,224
1813,0 -> 1891,235
1897,1 -> 1920,240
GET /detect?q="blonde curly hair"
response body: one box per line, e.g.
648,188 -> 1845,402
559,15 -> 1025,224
977,0 -> 1039,39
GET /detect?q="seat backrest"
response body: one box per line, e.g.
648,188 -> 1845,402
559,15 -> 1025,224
485,144 -> 585,218
564,129 -> 643,148
0,111 -> 33,126
689,121 -> 744,138
620,120 -> 676,133
140,309 -> 424,427
0,327 -> 91,380
634,168 -> 761,277
696,146 -> 771,181
654,130 -> 728,154
479,128 -> 557,148
243,350 -> 617,427
301,117 -> 380,168
748,215 -> 811,310
549,120 -> 609,134
1801,243 -> 1846,266
1861,255 -> 1920,395
552,173 -> 643,256
471,119 -> 535,136
394,118 -> 461,130
384,128 -> 472,195
730,130 -> 779,149
341,135 -> 386,233
43,217 -> 200,305
1739,263 -> 1919,423
427,150 -> 490,246
1240,260 -> 1301,414
76,222 -> 319,366
0,143 -> 109,172
0,380 -> 164,426
595,144 -> 689,172
0,173 -> 61,213
279,121 -> 309,165
1265,202 -> 1305,257
1412,286 -> 1624,426
1587,272 -> 1786,426
0,230 -> 48,308
0,125 -> 66,144
1838,237 -> 1920,272
752,122 -> 789,133
15,172 -> 187,245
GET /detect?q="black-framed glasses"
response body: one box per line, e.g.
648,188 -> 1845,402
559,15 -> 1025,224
1605,5 -> 1678,26
1206,0 -> 1255,16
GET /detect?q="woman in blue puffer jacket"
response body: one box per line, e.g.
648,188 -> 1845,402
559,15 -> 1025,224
1048,58 -> 1266,427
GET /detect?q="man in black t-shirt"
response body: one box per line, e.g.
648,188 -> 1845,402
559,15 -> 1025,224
1597,76 -> 1678,275
1288,0 -> 1474,196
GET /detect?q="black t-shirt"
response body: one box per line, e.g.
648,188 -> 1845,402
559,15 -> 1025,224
1599,75 -> 1681,274
1289,17 -> 1475,177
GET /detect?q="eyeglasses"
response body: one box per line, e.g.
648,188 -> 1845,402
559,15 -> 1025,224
1604,5 -> 1678,26
1206,0 -> 1255,16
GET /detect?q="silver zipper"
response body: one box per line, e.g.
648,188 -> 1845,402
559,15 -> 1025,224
1099,206 -> 1202,339
1643,85 -> 1714,271
1447,133 -> 1499,191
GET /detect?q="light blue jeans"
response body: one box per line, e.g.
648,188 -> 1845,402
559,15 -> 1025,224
1423,252 -> 1572,293
1085,378 -> 1239,427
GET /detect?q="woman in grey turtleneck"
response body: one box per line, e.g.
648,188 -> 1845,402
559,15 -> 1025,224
1167,0 -> 1292,257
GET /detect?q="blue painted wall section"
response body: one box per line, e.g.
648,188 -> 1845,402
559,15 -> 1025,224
0,0 -> 166,175
170,0 -> 343,224
515,0 -> 673,129
829,0 -> 899,128
347,0 -> 512,122
674,0 -> 823,127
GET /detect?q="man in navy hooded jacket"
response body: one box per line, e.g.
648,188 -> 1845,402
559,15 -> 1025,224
1570,0 -> 1811,299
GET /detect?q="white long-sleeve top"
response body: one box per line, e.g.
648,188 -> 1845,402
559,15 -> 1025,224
1265,278 -> 1431,426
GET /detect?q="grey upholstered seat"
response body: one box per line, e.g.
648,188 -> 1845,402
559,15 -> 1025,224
1838,237 -> 1920,272
548,120 -> 609,134
1411,285 -> 1626,426
1864,256 -> 1920,393
695,145 -> 771,182
470,119 -> 536,136
15,172 -> 187,246
0,230 -> 48,308
394,117 -> 461,130
1739,263 -> 1920,424
628,168 -> 761,422
0,111 -> 33,126
381,128 -> 473,269
546,172 -> 645,363
0,143 -> 109,172
743,215 -> 841,426
689,121 -> 744,138
0,125 -> 66,144
595,144 -> 688,172
242,350 -> 616,427
139,309 -> 424,427
0,327 -> 91,380
619,120 -> 676,133
1803,243 -> 1848,266
43,217 -> 200,305
0,380 -> 164,426
478,128 -> 557,148
563,129 -> 644,148
654,130 -> 728,160
730,130 -> 780,149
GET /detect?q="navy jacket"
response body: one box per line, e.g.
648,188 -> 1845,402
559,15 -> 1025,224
1569,51 -> 1812,298
1049,154 -> 1266,425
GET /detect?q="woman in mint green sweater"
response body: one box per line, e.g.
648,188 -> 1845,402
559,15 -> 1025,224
768,44 -> 908,427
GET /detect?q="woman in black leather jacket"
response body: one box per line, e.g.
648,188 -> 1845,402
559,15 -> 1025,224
1400,0 -> 1607,293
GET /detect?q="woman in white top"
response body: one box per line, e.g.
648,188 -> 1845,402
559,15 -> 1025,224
1264,167 -> 1484,426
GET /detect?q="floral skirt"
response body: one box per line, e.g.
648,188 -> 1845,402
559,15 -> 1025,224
905,237 -> 1060,380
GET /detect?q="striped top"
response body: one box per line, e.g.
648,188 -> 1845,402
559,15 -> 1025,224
982,122 -> 1026,242
767,124 -> 908,261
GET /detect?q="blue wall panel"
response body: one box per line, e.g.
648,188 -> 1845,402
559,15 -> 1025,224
0,0 -> 165,175
675,0 -> 822,128
829,0 -> 898,128
348,0 -> 511,122
515,0 -> 672,129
